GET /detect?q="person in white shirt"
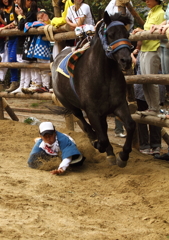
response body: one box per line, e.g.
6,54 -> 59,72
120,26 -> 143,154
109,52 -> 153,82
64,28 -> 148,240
66,0 -> 94,30
105,0 -> 134,33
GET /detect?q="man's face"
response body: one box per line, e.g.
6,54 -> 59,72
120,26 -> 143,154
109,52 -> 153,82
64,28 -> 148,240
37,12 -> 49,22
145,0 -> 159,9
37,13 -> 43,22
2,0 -> 9,6
41,132 -> 56,145
26,0 -> 32,8
74,0 -> 83,5
42,13 -> 49,22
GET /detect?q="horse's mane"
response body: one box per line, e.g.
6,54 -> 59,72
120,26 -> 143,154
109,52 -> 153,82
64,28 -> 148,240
109,13 -> 131,26
90,12 -> 131,47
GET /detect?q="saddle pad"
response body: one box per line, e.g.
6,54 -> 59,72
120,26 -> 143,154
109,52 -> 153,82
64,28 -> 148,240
56,42 -> 90,79
67,42 -> 90,77
56,52 -> 73,78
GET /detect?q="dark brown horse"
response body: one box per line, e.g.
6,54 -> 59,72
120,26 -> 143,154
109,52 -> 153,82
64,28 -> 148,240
51,12 -> 136,168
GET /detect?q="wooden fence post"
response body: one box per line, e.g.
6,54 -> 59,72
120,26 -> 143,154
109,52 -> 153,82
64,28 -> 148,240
0,97 -> 4,119
53,0 -> 61,17
2,98 -> 19,121
65,115 -> 74,131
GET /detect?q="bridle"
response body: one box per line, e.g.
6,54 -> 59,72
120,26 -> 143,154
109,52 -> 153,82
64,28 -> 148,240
98,20 -> 133,59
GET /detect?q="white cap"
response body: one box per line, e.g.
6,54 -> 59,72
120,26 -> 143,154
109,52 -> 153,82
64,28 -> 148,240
39,122 -> 55,136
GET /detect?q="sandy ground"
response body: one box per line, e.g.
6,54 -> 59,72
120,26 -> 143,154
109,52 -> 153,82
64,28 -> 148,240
0,98 -> 169,240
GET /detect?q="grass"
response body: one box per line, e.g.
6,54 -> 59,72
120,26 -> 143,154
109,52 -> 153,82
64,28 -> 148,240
30,100 -> 49,108
24,117 -> 34,124
30,103 -> 39,108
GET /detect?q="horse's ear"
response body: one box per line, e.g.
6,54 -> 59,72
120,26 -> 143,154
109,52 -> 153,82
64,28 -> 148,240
103,11 -> 111,25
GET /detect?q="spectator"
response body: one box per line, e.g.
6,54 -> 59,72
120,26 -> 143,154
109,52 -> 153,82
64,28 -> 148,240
150,3 -> 169,101
66,0 -> 94,30
132,0 -> 165,116
51,0 -> 74,59
11,0 -> 38,93
132,42 -> 164,155
0,0 -> 20,92
105,0 -> 134,33
22,9 -> 51,93
114,117 -> 126,138
0,9 -> 8,86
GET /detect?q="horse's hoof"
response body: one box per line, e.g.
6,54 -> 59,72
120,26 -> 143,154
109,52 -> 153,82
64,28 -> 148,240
116,155 -> 127,168
91,140 -> 105,153
91,140 -> 98,148
106,155 -> 116,165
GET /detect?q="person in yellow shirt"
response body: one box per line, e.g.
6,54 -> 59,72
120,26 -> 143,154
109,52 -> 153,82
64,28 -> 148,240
132,0 -> 164,116
51,0 -> 74,59
132,0 -> 164,155
51,0 -> 74,28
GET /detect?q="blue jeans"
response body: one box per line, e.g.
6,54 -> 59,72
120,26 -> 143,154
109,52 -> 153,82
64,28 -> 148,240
8,38 -> 18,82
136,99 -> 161,150
28,139 -> 51,169
115,118 -> 124,134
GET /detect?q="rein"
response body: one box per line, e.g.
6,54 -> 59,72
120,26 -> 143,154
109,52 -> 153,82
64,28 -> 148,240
98,21 -> 132,59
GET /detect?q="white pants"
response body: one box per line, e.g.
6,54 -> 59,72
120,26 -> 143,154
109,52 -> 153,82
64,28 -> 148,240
17,54 -> 31,88
52,42 -> 60,60
37,59 -> 50,88
140,50 -> 161,111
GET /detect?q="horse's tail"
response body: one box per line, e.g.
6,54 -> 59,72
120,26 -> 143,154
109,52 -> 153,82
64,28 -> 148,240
46,105 -> 72,116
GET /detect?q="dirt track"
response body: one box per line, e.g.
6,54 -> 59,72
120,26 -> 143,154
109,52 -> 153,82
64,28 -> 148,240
0,98 -> 169,240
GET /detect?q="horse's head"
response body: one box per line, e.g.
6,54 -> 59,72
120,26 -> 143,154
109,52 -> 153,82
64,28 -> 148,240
98,12 -> 132,71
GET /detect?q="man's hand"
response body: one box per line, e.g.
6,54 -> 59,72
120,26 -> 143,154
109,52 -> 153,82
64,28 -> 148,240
158,24 -> 169,35
150,24 -> 158,33
50,168 -> 64,175
131,28 -> 143,34
15,6 -> 23,16
116,0 -> 130,7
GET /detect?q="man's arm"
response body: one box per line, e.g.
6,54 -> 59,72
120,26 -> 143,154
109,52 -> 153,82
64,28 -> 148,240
50,157 -> 72,175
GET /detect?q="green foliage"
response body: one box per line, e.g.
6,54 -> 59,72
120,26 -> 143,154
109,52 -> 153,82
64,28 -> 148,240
31,103 -> 39,108
38,0 -> 55,18
39,0 -> 169,23
24,117 -> 34,124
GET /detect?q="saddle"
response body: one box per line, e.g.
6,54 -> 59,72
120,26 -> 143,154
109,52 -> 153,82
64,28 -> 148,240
57,37 -> 92,78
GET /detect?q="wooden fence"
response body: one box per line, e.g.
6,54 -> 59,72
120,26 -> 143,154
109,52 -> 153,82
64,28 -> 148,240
0,1 -> 169,145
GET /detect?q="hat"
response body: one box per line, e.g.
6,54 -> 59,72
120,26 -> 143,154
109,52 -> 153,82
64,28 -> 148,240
38,9 -> 47,14
39,122 -> 55,136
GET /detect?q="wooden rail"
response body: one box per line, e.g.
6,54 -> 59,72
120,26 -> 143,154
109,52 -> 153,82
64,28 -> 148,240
132,114 -> 169,128
0,62 -> 50,69
0,92 -> 52,100
0,28 -> 166,41
125,74 -> 169,85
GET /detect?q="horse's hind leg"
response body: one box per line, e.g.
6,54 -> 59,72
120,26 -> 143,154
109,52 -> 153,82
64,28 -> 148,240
77,113 -> 97,141
114,102 -> 136,167
63,103 -> 97,141
75,110 -> 116,165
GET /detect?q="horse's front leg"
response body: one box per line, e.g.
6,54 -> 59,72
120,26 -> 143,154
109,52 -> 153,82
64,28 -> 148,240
114,103 -> 136,168
87,113 -> 116,165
